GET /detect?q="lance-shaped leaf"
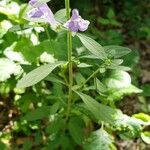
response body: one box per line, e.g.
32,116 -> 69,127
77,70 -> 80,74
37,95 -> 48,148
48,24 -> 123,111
17,61 -> 65,88
77,33 -> 107,60
76,91 -> 118,124
104,45 -> 131,58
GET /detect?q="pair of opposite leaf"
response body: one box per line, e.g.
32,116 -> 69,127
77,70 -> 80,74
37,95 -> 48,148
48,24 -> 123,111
25,0 -> 90,32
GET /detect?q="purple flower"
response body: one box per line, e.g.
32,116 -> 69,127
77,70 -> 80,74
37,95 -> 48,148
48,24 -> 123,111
24,0 -> 58,28
64,9 -> 90,32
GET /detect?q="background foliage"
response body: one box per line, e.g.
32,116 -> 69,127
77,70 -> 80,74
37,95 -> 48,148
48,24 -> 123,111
0,0 -> 150,149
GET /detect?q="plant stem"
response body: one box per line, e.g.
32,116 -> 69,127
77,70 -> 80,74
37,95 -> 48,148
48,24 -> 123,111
65,0 -> 73,121
79,68 -> 100,89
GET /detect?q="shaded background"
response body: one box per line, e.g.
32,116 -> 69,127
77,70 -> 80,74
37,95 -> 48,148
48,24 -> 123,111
0,0 -> 150,149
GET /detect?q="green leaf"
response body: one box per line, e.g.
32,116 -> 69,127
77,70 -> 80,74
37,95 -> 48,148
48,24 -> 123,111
15,37 -> 33,51
17,61 -> 65,88
83,129 -> 115,150
111,59 -> 123,66
107,84 -> 142,101
104,70 -> 131,89
0,142 -> 7,150
77,33 -> 107,60
133,113 -> 150,122
55,8 -> 70,23
22,140 -> 33,150
107,65 -> 131,71
46,117 -> 65,134
141,84 -> 150,97
76,91 -> 118,124
107,8 -> 115,19
106,59 -> 131,71
104,46 -> 131,58
22,106 -> 51,121
45,74 -> 66,85
98,18 -> 110,25
68,116 -> 85,145
113,113 -> 145,139
75,73 -> 86,85
19,40 -> 67,62
77,63 -> 92,68
9,25 -> 33,32
95,78 -> 107,93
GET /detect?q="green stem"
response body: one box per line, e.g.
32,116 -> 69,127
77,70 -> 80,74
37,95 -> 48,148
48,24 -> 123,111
79,68 -> 100,89
65,0 -> 73,121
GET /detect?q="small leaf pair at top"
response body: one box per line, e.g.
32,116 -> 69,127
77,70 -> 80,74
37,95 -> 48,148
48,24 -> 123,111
77,33 -> 107,60
17,61 -> 65,88
83,129 -> 116,150
106,59 -> 131,71
104,45 -> 131,58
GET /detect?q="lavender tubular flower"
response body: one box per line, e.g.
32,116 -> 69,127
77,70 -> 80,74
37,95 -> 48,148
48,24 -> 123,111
24,0 -> 58,28
64,9 -> 90,32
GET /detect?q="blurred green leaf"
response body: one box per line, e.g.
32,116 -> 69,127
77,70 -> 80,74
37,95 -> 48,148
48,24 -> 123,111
107,84 -> 142,101
0,142 -> 7,150
107,8 -> 115,19
19,40 -> 67,62
83,129 -> 115,150
22,140 -> 33,150
98,18 -> 110,25
46,117 -> 65,134
113,113 -> 149,139
55,8 -> 69,23
104,70 -> 131,89
141,84 -> 150,97
133,113 -> 150,122
17,61 -> 65,88
68,116 -> 85,145
76,91 -> 118,124
23,105 -> 51,121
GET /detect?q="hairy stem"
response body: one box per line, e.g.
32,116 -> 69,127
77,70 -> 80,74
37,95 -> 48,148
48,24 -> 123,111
65,0 -> 73,121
